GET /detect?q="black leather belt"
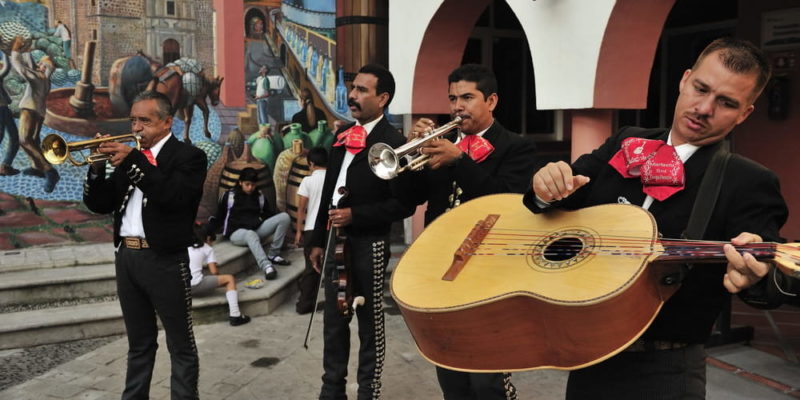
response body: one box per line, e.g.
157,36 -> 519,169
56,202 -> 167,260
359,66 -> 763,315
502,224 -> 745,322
624,338 -> 689,352
122,237 -> 149,250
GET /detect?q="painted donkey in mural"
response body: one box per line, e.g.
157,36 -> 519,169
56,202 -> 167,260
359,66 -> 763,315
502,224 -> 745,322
108,51 -> 223,145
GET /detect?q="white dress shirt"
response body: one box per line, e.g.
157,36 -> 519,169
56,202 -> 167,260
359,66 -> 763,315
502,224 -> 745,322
120,134 -> 171,238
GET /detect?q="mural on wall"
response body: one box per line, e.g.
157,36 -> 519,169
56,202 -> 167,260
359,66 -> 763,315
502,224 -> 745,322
0,0 -> 224,249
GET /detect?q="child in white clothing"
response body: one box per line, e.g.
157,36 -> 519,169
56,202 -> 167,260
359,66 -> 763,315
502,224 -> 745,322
188,225 -> 251,326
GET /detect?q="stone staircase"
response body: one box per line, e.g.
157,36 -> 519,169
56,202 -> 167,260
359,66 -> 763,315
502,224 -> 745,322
0,241 -> 304,350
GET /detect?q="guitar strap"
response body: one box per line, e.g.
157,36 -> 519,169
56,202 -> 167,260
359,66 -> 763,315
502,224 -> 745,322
681,140 -> 732,276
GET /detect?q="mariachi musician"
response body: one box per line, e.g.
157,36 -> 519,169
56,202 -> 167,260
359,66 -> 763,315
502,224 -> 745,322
309,64 -> 416,400
411,64 -> 538,400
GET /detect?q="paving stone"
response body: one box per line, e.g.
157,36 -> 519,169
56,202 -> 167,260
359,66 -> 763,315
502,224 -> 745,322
0,233 -> 14,250
43,208 -> 107,225
0,211 -> 47,228
74,226 -> 113,243
16,231 -> 73,247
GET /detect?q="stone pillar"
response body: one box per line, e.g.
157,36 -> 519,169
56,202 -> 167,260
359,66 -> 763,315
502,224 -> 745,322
213,0 -> 245,107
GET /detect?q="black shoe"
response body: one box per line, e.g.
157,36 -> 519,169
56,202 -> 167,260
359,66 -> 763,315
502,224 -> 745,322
229,314 -> 251,326
22,167 -> 44,177
268,255 -> 291,266
264,265 -> 277,280
43,169 -> 60,193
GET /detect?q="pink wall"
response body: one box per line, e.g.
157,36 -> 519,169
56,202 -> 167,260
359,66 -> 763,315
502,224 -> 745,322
213,0 -> 246,107
570,110 -> 613,162
737,1 -> 800,241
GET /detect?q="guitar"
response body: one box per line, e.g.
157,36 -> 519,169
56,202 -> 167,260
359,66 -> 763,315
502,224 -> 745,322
390,193 -> 799,372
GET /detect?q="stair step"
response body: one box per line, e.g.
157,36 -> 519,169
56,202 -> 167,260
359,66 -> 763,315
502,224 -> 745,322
0,243 -> 116,273
0,250 -> 304,350
0,241 -> 259,307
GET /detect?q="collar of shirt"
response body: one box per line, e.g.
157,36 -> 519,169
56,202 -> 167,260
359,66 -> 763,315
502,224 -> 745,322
666,130 -> 700,163
356,114 -> 383,136
457,119 -> 493,143
146,133 -> 170,159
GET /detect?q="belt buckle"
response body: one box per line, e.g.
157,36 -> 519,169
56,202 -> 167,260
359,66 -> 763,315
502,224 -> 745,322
123,237 -> 148,250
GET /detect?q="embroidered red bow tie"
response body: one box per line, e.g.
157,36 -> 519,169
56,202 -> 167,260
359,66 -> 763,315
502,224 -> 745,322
457,134 -> 494,163
608,137 -> 684,201
141,148 -> 157,166
334,125 -> 367,154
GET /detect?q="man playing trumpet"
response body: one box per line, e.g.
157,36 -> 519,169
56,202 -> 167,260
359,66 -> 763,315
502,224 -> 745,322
411,64 -> 538,400
83,91 -> 207,400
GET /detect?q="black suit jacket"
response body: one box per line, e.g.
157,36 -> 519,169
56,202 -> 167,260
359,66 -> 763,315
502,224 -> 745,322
523,126 -> 788,343
310,117 -> 416,248
84,135 -> 207,254
418,120 -> 538,224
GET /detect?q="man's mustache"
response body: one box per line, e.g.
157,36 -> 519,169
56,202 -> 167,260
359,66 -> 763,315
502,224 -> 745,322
348,98 -> 361,111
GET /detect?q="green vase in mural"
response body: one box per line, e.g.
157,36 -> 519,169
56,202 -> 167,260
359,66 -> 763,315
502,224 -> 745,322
308,120 -> 334,149
281,122 -> 312,150
247,125 -> 283,173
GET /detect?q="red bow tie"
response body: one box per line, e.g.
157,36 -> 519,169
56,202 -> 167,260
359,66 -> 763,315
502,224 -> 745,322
457,134 -> 494,163
608,137 -> 684,201
334,125 -> 367,154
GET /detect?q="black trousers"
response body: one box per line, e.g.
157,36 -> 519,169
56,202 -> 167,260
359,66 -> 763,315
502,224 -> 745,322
116,246 -> 199,400
320,235 -> 389,400
566,344 -> 706,400
436,367 -> 517,400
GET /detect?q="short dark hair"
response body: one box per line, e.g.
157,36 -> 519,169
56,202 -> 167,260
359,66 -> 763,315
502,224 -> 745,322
132,90 -> 173,119
238,167 -> 259,183
448,64 -> 498,100
694,37 -> 772,101
358,63 -> 395,107
307,147 -> 328,167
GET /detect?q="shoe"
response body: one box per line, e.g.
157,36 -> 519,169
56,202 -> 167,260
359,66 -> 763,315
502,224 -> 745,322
43,169 -> 60,193
264,265 -> 277,280
22,167 -> 44,177
229,314 -> 251,326
268,255 -> 291,266
0,164 -> 19,176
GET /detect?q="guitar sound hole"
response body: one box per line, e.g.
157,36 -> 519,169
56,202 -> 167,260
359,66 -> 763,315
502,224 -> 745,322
543,237 -> 583,261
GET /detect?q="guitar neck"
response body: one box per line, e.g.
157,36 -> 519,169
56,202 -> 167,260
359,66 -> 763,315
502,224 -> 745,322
655,240 -> 777,264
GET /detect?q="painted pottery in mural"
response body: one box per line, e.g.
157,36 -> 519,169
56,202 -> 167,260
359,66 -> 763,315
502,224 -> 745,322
308,119 -> 333,149
281,122 -> 311,150
197,142 -> 231,221
272,139 -> 306,213
227,128 -> 246,159
247,125 -> 282,173
44,41 -> 130,137
219,142 -> 277,215
285,151 -> 310,238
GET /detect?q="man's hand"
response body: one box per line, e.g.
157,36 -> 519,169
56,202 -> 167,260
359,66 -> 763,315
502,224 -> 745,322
310,246 -> 324,273
723,232 -> 770,293
411,117 -> 436,140
420,139 -> 462,170
329,207 -> 352,228
531,161 -> 590,203
11,36 -> 24,52
96,140 -> 134,167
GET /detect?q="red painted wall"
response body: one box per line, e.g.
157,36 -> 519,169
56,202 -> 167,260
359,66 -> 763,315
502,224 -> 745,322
737,0 -> 800,241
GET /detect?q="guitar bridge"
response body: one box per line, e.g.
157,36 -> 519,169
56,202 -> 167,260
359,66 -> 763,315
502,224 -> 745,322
442,214 -> 500,281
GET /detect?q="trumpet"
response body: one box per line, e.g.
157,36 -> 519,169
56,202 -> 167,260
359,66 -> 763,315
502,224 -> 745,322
368,116 -> 462,180
42,133 -> 141,166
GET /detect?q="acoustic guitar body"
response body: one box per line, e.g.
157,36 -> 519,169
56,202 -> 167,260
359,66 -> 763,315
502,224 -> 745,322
391,194 -> 682,372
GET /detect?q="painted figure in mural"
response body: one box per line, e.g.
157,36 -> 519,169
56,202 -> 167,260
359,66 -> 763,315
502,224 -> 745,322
10,36 -> 59,192
52,20 -> 73,69
0,50 -> 19,176
254,66 -> 270,125
177,72 -> 223,145
292,87 -> 326,134
410,64 -> 538,400
526,37 -> 798,399
249,16 -> 265,39
308,64 -> 416,400
83,91 -> 206,400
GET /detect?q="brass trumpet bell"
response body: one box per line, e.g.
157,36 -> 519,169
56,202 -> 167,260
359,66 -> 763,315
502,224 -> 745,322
42,133 -> 141,166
